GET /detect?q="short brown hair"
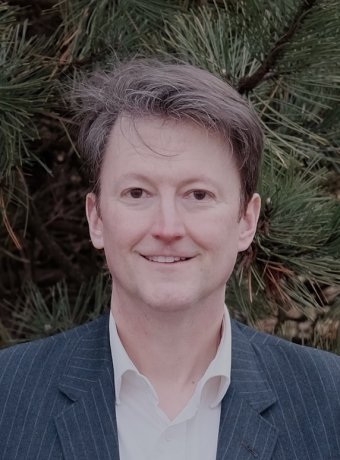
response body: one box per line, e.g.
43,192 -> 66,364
74,58 -> 263,212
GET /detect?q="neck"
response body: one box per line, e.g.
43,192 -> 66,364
111,292 -> 224,418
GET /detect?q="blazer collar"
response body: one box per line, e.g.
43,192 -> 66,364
55,314 -> 120,460
54,314 -> 278,460
216,320 -> 278,460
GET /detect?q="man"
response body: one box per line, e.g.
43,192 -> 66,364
1,58 -> 339,460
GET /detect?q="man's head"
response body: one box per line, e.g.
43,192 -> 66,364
78,58 -> 263,312
75,58 -> 263,214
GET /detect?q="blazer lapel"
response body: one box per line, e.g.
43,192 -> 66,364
53,315 -> 278,460
217,321 -> 278,460
54,314 -> 120,460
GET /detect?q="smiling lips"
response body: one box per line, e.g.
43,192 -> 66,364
142,255 -> 191,263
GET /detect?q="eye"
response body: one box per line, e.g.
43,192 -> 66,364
192,190 -> 208,200
188,189 -> 213,201
127,188 -> 145,198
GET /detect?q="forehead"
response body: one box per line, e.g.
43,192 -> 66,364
98,116 -> 242,202
104,115 -> 235,165
97,116 -> 242,196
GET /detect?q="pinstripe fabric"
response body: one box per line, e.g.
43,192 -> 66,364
1,314 -> 340,459
0,316 -> 119,460
216,322 -> 340,460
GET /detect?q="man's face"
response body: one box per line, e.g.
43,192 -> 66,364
86,117 -> 260,312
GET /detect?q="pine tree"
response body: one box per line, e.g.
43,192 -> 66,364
1,0 -> 340,351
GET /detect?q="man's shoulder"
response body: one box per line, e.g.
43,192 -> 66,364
232,319 -> 340,387
231,320 -> 340,458
0,314 -> 111,458
0,313 -> 109,387
233,318 -> 340,363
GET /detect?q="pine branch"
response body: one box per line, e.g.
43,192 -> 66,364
28,203 -> 85,283
237,0 -> 317,94
0,21 -> 56,180
1,274 -> 110,345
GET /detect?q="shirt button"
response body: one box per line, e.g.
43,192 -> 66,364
164,424 -> 180,442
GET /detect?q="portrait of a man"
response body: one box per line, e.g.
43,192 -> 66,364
1,58 -> 339,460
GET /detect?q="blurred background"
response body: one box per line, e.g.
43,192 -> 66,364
1,0 -> 340,350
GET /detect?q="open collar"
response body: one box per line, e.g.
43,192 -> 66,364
55,314 -> 278,460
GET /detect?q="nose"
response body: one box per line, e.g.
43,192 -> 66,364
151,196 -> 185,242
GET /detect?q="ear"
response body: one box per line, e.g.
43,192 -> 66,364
86,192 -> 104,249
237,193 -> 261,252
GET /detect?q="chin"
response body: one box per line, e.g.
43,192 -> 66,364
142,291 -> 197,313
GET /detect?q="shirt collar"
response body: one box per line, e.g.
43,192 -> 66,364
109,313 -> 144,404
198,306 -> 231,407
109,306 -> 231,407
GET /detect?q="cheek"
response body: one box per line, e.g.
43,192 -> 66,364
190,212 -> 239,250
102,209 -> 151,249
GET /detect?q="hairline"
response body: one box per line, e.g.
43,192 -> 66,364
75,58 -> 263,217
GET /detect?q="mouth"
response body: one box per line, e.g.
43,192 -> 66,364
141,255 -> 192,263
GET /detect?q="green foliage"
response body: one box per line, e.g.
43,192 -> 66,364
149,0 -> 340,168
2,274 -> 110,346
0,21 -> 53,179
1,0 -> 340,349
229,161 -> 340,318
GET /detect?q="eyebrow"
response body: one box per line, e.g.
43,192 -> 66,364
119,173 -> 152,182
118,173 -> 222,189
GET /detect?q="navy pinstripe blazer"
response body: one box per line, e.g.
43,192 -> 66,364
1,313 -> 340,460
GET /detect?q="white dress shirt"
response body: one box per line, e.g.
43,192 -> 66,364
109,306 -> 231,460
